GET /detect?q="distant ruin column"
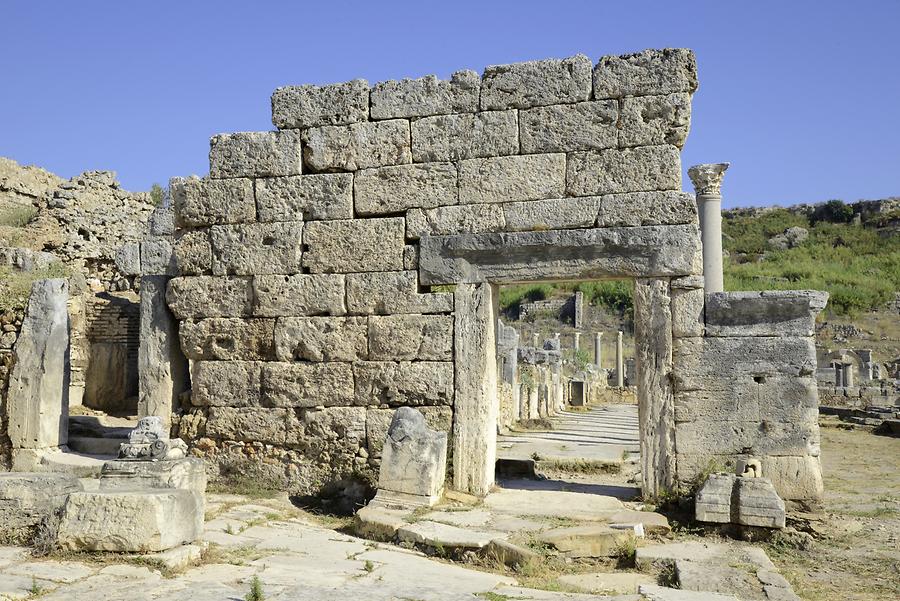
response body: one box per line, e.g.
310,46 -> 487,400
834,363 -> 843,387
594,332 -> 603,369
688,163 -> 729,293
843,363 -> 854,388
616,331 -> 624,388
532,333 -> 539,349
573,332 -> 581,353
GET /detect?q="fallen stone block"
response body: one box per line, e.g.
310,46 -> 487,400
365,406 -> 452,458
396,520 -> 499,549
635,541 -> 776,572
56,489 -> 204,552
537,525 -> 634,558
483,539 -> 539,568
377,407 -> 448,507
606,509 -> 671,535
695,473 -> 736,524
676,559 -> 762,598
734,477 -> 786,529
0,472 -> 82,544
99,458 -> 207,493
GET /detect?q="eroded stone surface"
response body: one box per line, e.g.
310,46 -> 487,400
566,146 -> 682,197
519,101 -> 618,153
354,162 -> 458,215
377,407 -> 448,505
406,205 -> 505,239
209,131 -> 302,178
481,55 -> 592,110
303,120 -> 411,172
272,79 -> 369,129
368,314 -> 453,361
593,48 -> 698,99
261,362 -> 356,408
252,274 -> 346,317
166,276 -> 254,319
371,71 -> 480,119
346,271 -> 452,315
256,173 -> 353,221
411,110 -> 518,162
171,176 -> 255,227
620,93 -> 692,149
179,318 -> 275,361
355,362 -> 454,408
458,154 -> 566,204
303,218 -> 405,273
274,316 -> 368,362
210,221 -> 303,276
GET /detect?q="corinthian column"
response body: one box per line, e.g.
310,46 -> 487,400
688,163 -> 729,293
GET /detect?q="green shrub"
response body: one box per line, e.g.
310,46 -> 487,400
575,280 -> 634,318
811,199 -> 854,224
499,284 -> 555,310
149,183 -> 169,207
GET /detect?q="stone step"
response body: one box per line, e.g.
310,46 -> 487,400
68,436 -> 125,455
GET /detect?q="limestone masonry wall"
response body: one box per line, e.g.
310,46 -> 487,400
167,49 -> 699,496
164,48 -> 824,504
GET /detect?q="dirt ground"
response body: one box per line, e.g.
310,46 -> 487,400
770,417 -> 900,600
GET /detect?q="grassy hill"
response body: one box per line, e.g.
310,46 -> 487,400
498,199 -> 900,318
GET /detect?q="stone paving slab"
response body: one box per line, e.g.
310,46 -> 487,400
484,488 -> 625,520
397,520 -> 506,549
558,572 -> 656,595
639,584 -> 740,600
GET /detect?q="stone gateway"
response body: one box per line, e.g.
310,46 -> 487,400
154,48 -> 825,505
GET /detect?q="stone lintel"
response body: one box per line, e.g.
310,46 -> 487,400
418,225 -> 701,285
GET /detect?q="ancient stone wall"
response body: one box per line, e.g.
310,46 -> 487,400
0,307 -> 25,470
166,48 -> 700,496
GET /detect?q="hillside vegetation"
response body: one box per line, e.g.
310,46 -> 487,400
498,199 -> 900,318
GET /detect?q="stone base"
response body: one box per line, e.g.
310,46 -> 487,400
57,489 -> 204,552
0,472 -> 82,544
369,489 -> 442,510
695,473 -> 785,529
99,458 -> 207,492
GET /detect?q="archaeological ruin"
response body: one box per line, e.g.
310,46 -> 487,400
0,48 -> 834,511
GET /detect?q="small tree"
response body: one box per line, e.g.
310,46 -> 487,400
149,183 -> 170,208
811,199 -> 853,224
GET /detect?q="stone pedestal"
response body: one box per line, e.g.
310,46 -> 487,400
688,163 -> 729,294
376,407 -> 448,508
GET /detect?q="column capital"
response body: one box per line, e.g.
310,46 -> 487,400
688,162 -> 730,196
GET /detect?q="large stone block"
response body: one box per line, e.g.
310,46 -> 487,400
252,273 -> 346,317
670,275 -> 705,338
480,54 -> 592,110
368,314 -> 453,361
274,316 -> 368,362
140,238 -> 176,276
209,131 -> 302,178
271,79 -> 369,129
148,207 -> 175,236
179,318 -> 276,361
596,191 -> 698,227
411,110 -> 518,162
503,197 -> 601,232
115,242 -> 141,276
191,360 -> 263,407
704,291 -> 829,338
673,336 -> 818,393
593,48 -> 698,99
371,71 -> 479,119
256,174 -> 353,221
171,176 -> 255,227
734,477 -> 786,528
377,407 -> 448,506
173,229 -> 212,275
458,154 -> 566,204
206,406 -> 293,444
354,361 -> 454,407
519,101 -> 618,154
406,204 -> 505,239
285,406 -> 366,448
354,162 -> 458,215
303,120 -> 411,172
209,221 -> 303,275
99,458 -> 207,493
366,406 -> 452,458
620,93 -> 692,149
675,417 -> 819,458
694,473 -> 734,524
758,455 -> 824,502
346,271 -> 453,315
7,279 -> 69,450
674,375 -> 818,424
302,218 -> 405,273
166,276 -> 253,319
0,473 -> 82,544
261,362 -> 356,408
418,224 -> 702,285
57,489 -> 204,552
566,146 -> 682,197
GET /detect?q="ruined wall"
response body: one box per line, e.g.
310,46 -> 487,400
0,307 -> 25,470
165,48 -> 699,495
673,290 -> 828,504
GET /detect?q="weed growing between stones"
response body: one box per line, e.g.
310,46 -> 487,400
245,575 -> 265,601
28,575 -> 44,598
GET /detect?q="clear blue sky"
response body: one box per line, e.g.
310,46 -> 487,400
2,1 -> 898,208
